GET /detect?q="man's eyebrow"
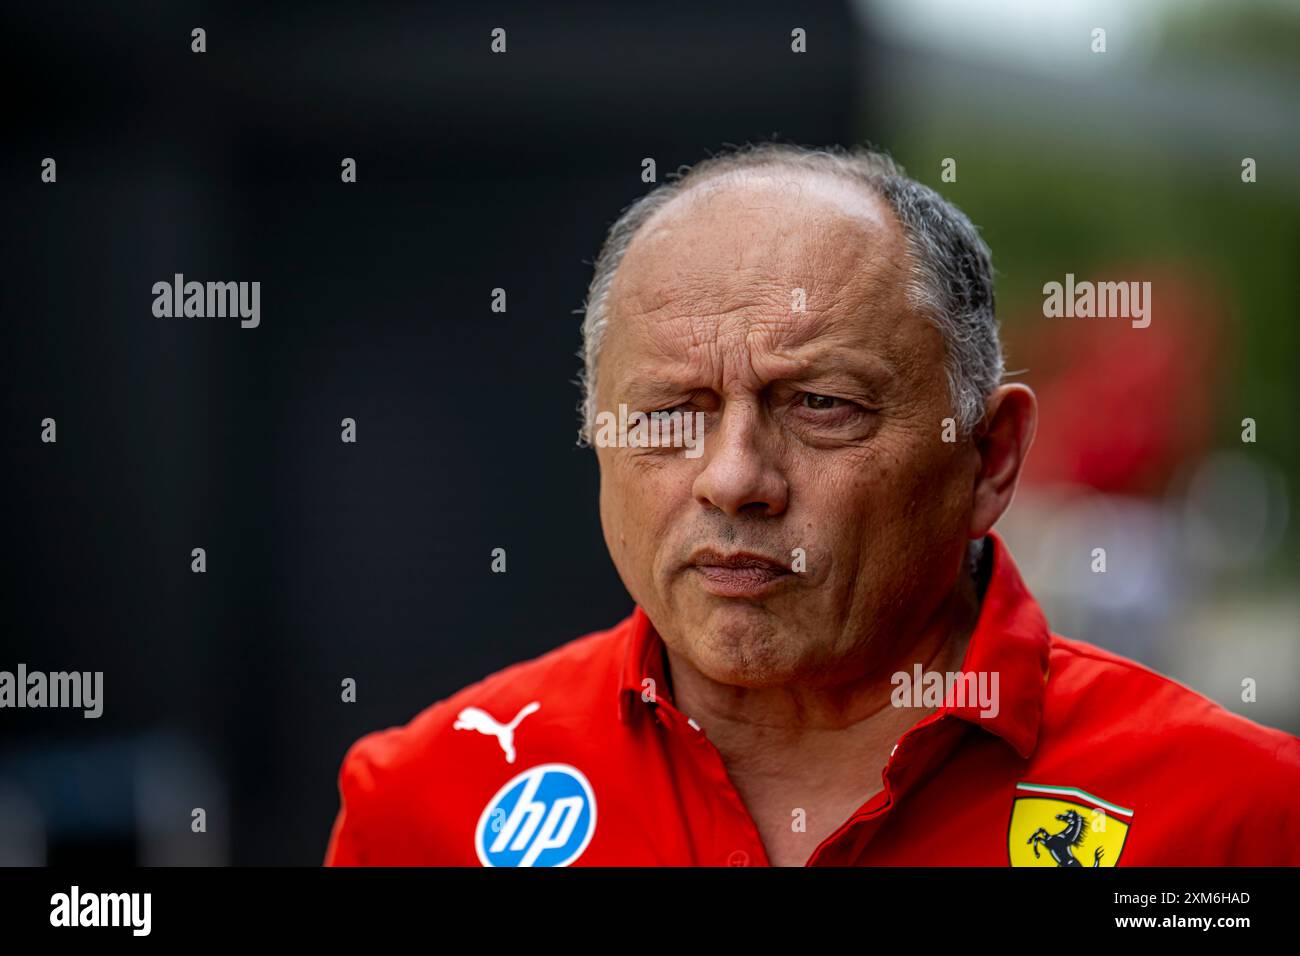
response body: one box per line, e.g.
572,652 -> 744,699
617,367 -> 895,409
619,378 -> 698,402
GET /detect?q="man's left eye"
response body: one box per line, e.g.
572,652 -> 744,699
802,393 -> 843,410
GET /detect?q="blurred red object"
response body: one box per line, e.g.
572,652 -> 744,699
1011,267 -> 1229,496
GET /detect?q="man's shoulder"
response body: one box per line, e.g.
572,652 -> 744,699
1044,632 -> 1300,780
335,611 -> 636,799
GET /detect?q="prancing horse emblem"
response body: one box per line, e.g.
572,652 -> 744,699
1027,809 -> 1104,867
454,701 -> 540,764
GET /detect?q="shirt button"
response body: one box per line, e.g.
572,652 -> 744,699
726,850 -> 750,867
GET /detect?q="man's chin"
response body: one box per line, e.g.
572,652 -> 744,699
676,606 -> 809,689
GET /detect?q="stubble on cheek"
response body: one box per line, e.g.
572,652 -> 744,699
599,448 -> 680,609
848,441 -> 971,650
812,420 -> 961,622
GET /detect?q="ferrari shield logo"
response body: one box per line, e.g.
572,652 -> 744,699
1007,782 -> 1133,867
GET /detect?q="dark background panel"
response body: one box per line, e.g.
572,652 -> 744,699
1,0 -> 864,864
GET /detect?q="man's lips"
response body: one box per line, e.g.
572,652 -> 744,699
688,550 -> 793,598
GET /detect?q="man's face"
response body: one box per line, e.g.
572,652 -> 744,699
594,169 -> 982,690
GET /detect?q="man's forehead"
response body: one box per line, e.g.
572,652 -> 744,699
603,170 -> 920,369
607,168 -> 915,352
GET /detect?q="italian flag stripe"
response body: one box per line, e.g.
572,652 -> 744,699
1016,782 -> 1134,818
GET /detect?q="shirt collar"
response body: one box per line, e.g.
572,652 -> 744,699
944,530 -> 1051,758
617,602 -> 669,724
616,530 -> 1050,759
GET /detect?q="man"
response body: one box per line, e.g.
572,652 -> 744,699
324,144 -> 1300,867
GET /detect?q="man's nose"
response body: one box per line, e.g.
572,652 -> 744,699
691,402 -> 789,519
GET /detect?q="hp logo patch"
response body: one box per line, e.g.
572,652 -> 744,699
475,763 -> 597,867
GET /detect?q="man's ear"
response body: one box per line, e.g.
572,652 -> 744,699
969,384 -> 1037,538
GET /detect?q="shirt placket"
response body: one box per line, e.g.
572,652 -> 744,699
648,699 -> 772,867
806,714 -> 970,865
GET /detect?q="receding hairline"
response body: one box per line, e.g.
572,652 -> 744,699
626,162 -> 903,258
606,163 -> 914,326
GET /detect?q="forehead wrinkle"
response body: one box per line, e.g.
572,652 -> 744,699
652,312 -> 864,399
618,264 -> 790,322
613,266 -> 916,388
617,235 -> 908,355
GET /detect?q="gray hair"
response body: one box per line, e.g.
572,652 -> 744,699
576,142 -> 1003,444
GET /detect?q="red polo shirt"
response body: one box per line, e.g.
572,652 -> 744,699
324,533 -> 1300,866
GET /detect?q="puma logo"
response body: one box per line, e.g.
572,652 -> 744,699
453,701 -> 540,764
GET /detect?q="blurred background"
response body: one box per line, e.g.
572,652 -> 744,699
1,0 -> 1297,865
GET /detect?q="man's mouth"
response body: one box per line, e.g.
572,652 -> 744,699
688,550 -> 793,598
